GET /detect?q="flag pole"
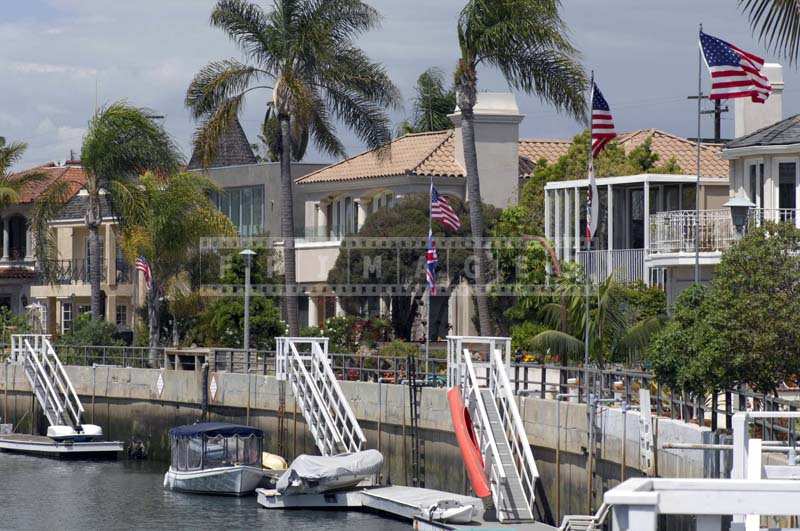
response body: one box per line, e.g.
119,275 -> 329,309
584,71 -> 594,374
427,176 -> 433,380
695,23 -> 703,284
584,70 -> 595,515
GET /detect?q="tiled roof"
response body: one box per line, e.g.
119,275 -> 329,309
296,127 -> 729,185
9,163 -> 86,204
56,193 -> 113,221
518,139 -> 572,178
296,131 -> 463,184
725,114 -> 800,149
617,129 -> 728,178
187,118 -> 257,170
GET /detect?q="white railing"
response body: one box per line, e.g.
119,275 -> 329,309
11,334 -> 50,362
43,338 -> 84,427
19,335 -> 85,428
446,335 -> 511,389
649,208 -> 800,255
577,249 -> 645,284
487,348 -> 539,516
276,337 -> 365,456
460,347 -> 507,509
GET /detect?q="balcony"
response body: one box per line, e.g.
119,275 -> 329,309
34,259 -> 134,285
577,249 -> 645,284
649,208 -> 797,256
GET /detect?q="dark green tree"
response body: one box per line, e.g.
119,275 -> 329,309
396,67 -> 457,136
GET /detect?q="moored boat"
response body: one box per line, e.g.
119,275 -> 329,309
163,422 -> 268,496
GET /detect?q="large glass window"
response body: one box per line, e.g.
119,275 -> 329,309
211,186 -> 265,236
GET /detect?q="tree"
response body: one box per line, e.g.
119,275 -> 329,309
32,102 -> 181,321
115,172 -> 236,363
739,0 -> 800,63
326,194 -> 497,339
186,0 -> 400,336
0,138 -> 47,210
518,132 -> 682,235
396,67 -> 457,136
454,0 -> 587,335
650,222 -> 800,395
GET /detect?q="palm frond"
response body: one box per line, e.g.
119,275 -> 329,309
30,178 -> 77,284
185,59 -> 268,119
191,94 -> 246,169
0,141 -> 28,175
530,329 -> 584,362
740,0 -> 800,63
616,315 -> 667,357
211,0 -> 274,62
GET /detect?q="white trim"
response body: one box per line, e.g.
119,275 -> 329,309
722,143 -> 800,159
544,173 -> 727,191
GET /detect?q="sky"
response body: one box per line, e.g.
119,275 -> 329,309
2,0 -> 798,170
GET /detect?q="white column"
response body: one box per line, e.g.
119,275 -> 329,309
607,184 -> 614,278
335,297 -> 344,317
554,190 -> 562,261
544,189 -> 552,242
379,296 -> 389,317
355,199 -> 367,231
563,188 -> 572,261
1,216 -> 8,261
644,180 -> 650,286
574,188 -> 580,256
307,296 -> 318,327
25,219 -> 33,261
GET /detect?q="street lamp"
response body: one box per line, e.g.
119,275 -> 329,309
240,249 -> 256,353
724,193 -> 756,237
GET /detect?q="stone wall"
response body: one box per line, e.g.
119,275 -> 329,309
0,363 -> 717,523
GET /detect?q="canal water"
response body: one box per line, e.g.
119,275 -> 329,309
0,453 -> 409,530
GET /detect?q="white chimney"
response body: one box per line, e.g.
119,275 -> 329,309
450,92 -> 524,209
734,63 -> 784,138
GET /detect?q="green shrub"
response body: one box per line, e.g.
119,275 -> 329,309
59,314 -> 124,347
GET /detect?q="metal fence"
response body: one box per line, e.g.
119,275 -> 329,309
5,342 -> 799,438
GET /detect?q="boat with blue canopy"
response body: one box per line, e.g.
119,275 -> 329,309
163,422 -> 268,496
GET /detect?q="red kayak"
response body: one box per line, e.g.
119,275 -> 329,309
447,387 -> 491,498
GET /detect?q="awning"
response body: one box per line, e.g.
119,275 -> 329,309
168,422 -> 263,439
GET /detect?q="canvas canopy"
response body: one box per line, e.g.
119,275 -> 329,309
276,450 -> 384,493
169,422 -> 263,439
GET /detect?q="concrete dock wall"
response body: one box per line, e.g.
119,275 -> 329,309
0,363 -> 715,523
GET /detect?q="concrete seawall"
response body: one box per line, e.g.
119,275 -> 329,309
0,363 -> 717,523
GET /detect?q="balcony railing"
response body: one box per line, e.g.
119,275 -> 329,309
649,208 -> 799,255
577,248 -> 645,284
36,259 -> 104,284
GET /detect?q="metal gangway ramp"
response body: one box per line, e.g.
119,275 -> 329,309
448,335 -> 540,523
11,334 -> 84,430
276,337 -> 366,456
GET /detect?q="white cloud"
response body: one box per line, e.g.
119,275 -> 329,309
11,61 -> 98,78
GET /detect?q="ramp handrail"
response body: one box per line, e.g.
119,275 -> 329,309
44,338 -> 84,426
22,339 -> 65,423
307,341 -> 366,453
488,347 -> 539,515
461,347 -> 507,506
284,340 -> 345,456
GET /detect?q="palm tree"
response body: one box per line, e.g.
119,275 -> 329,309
454,0 -> 587,335
186,0 -> 400,336
32,102 -> 181,320
739,0 -> 800,63
396,67 -> 457,136
0,138 -> 47,210
115,172 -> 235,361
529,274 -> 665,366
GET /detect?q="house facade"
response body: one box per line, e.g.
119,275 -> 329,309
2,162 -> 137,335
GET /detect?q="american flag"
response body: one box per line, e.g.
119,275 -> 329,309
426,231 -> 438,295
587,82 -> 617,240
700,31 -> 771,103
135,256 -> 152,287
591,83 -> 617,158
430,184 -> 461,231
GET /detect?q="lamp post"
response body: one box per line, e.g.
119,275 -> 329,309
724,193 -> 756,238
240,249 -> 256,353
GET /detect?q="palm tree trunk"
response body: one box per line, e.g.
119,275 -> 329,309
87,193 -> 103,320
147,284 -> 160,367
459,102 -> 493,336
279,114 -> 299,335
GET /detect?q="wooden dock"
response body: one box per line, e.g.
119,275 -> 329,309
0,434 -> 123,459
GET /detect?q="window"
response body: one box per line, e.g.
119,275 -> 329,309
62,303 -> 72,333
211,186 -> 265,236
747,161 -> 765,210
78,304 -> 91,315
116,305 -> 127,327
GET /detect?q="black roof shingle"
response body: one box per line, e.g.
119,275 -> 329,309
725,114 -> 800,149
187,118 -> 258,169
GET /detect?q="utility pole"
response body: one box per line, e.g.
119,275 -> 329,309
687,94 -> 729,143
